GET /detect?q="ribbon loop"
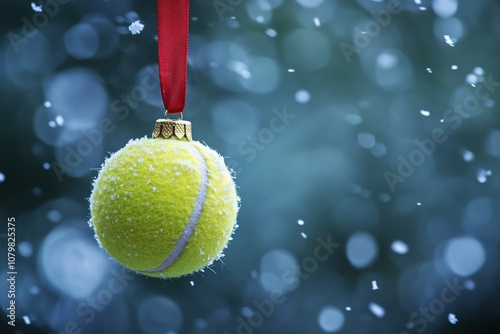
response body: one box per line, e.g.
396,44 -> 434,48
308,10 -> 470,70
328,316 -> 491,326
157,0 -> 190,114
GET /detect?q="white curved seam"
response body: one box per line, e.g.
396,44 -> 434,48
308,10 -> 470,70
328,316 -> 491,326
144,145 -> 208,272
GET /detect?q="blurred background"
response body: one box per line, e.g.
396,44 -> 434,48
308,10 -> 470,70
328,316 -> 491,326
1,0 -> 500,333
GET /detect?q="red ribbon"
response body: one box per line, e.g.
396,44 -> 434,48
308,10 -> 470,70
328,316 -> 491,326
157,0 -> 190,114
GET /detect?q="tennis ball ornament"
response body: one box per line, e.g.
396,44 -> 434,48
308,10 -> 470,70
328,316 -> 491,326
89,118 -> 239,278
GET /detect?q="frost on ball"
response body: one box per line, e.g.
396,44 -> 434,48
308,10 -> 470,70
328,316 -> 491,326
89,137 -> 239,279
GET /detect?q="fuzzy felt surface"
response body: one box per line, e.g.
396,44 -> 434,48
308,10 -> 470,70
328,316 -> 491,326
89,137 -> 239,278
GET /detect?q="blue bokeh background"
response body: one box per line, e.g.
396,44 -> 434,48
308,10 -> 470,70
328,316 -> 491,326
1,0 -> 500,333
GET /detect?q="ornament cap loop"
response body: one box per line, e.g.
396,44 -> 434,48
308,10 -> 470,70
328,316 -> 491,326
152,118 -> 192,141
164,110 -> 183,120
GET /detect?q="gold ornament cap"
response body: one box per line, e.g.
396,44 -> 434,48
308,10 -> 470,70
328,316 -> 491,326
152,118 -> 192,141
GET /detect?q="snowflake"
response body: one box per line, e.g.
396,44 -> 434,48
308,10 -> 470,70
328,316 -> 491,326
31,2 -> 42,12
129,20 -> 144,35
444,35 -> 455,47
448,313 -> 458,325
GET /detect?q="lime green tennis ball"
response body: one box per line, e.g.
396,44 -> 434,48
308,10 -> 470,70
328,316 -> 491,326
89,137 -> 239,278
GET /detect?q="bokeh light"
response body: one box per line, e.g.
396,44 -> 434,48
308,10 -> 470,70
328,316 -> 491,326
38,223 -> 109,299
317,306 -> 345,333
444,236 -> 486,276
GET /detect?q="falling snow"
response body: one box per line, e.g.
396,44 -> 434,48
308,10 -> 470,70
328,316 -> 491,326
448,313 -> 458,324
129,20 -> 145,35
369,302 -> 385,318
461,148 -> 475,162
5,3 -> 497,334
31,2 -> 42,12
230,61 -> 251,79
55,115 -> 64,126
444,35 -> 455,47
265,29 -> 277,37
420,110 -> 430,116
466,74 -> 478,85
477,169 -> 492,183
391,240 -> 409,254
